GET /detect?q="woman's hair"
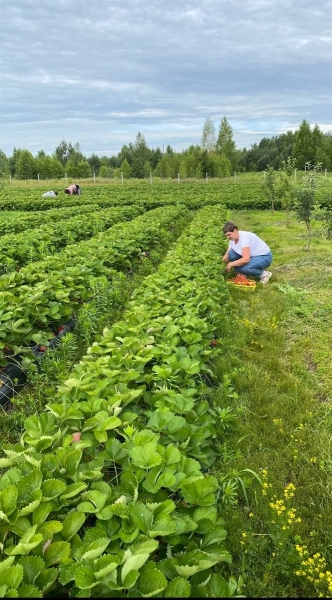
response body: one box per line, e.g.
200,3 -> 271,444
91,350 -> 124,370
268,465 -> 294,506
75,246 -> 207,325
222,221 -> 238,234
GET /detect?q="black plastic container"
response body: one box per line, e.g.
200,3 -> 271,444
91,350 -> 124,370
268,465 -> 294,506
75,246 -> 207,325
0,318 -> 76,408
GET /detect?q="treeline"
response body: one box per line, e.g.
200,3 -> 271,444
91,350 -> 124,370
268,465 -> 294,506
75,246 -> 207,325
0,118 -> 331,181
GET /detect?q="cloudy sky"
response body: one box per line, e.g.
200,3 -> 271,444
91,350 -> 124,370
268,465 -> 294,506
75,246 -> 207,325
0,0 -> 331,158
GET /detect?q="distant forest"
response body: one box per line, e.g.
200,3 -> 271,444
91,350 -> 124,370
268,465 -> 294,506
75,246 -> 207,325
1,118 -> 331,180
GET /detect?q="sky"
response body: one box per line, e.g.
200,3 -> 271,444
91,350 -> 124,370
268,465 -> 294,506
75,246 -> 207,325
0,0 -> 332,159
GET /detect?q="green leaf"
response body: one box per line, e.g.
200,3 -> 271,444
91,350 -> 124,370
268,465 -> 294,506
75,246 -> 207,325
122,569 -> 139,590
181,475 -> 218,506
18,556 -> 45,584
206,573 -> 229,598
0,468 -> 21,491
16,584 -> 42,598
18,489 -> 42,517
85,490 -> 107,511
127,503 -> 153,535
38,520 -> 63,539
164,576 -> 191,598
41,479 -> 67,500
0,457 -> 17,468
129,443 -> 162,469
94,555 -> 119,580
149,516 -> 176,537
34,568 -> 58,595
0,557 -> 15,573
75,566 -> 97,589
161,445 -> 181,466
81,538 -> 110,561
0,485 -> 18,516
5,535 -> 43,556
61,512 -> 86,541
17,471 -> 43,505
174,564 -> 199,578
76,501 -> 96,514
44,541 -> 71,567
121,543 -> 158,583
59,482 -> 87,501
201,526 -> 227,548
0,565 -> 23,589
137,563 -> 167,597
32,502 -> 55,526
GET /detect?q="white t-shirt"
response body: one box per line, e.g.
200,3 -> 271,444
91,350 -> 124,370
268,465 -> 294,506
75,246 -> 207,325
228,231 -> 270,256
42,191 -> 57,197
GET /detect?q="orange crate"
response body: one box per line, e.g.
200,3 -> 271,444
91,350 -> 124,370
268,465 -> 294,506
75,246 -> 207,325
227,281 -> 256,291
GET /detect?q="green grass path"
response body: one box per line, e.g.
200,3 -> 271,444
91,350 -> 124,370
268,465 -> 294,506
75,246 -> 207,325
215,210 -> 332,598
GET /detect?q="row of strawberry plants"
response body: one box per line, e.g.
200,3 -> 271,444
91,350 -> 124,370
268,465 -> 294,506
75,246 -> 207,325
0,204 -> 100,235
0,206 -> 192,367
0,205 -> 245,598
1,180 -> 272,211
0,205 -> 144,274
0,194 -> 98,212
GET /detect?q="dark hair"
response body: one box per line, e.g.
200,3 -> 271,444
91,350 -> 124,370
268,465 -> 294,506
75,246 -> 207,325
64,188 -> 69,194
222,221 -> 238,234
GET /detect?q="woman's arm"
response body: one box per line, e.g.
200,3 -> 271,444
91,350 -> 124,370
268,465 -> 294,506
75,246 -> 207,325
225,246 -> 250,271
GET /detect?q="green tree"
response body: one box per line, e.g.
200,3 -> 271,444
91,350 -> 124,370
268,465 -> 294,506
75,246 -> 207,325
211,153 -> 231,178
292,120 -> 315,170
275,157 -> 297,227
263,166 -> 277,212
99,165 -> 112,178
315,147 -> 331,170
0,150 -> 9,178
165,145 -> 174,156
312,124 -> 323,159
54,140 -> 76,166
15,150 -> 37,180
216,116 -> 237,172
201,117 -> 216,151
88,153 -> 102,176
8,148 -> 23,177
0,150 -> 9,194
150,147 -> 163,170
36,154 -> 64,179
50,157 -> 65,179
131,132 -> 151,178
66,157 -> 91,178
181,145 -> 203,178
144,161 -> 152,178
293,161 -> 322,250
120,158 -> 132,178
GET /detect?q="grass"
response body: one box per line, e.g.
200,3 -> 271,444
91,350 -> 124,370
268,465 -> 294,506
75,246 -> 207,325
213,209 -> 332,597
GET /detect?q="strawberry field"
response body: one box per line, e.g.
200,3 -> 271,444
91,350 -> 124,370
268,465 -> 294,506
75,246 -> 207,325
0,180 -> 331,598
0,183 -> 247,598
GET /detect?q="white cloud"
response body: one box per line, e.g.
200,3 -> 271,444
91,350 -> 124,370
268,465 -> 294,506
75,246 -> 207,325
0,0 -> 331,156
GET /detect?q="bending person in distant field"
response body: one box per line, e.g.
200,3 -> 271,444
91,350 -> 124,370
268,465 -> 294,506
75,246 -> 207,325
42,190 -> 58,197
64,183 -> 81,195
222,220 -> 273,284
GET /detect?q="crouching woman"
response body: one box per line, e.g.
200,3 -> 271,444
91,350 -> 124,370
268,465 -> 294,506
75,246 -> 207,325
222,220 -> 273,284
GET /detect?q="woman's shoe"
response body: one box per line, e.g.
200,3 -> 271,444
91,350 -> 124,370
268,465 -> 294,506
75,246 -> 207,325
260,270 -> 272,284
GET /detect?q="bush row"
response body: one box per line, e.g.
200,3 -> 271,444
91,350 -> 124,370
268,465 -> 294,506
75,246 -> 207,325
0,205 -> 245,598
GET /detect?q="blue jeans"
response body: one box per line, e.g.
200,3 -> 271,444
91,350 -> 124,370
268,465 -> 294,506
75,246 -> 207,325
228,249 -> 272,279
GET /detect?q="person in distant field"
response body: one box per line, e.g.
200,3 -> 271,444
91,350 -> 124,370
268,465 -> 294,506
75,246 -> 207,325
222,220 -> 273,284
64,184 -> 81,195
42,190 -> 58,197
